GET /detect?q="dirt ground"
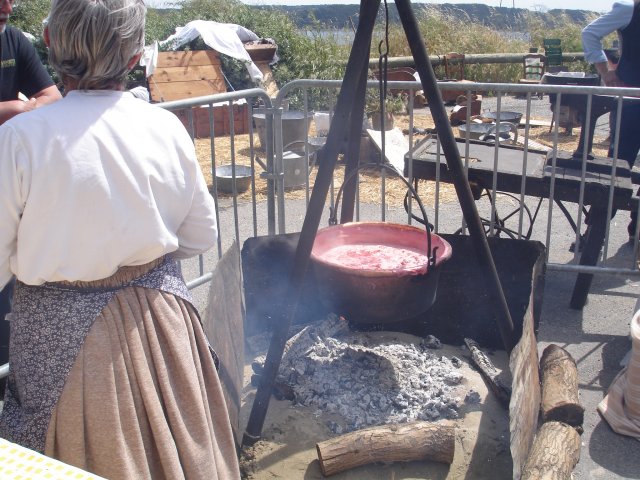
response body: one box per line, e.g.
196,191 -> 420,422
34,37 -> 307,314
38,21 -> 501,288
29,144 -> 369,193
238,333 -> 512,480
196,108 -> 609,209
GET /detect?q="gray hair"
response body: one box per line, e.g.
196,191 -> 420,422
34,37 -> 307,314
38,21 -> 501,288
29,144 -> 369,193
47,0 -> 146,90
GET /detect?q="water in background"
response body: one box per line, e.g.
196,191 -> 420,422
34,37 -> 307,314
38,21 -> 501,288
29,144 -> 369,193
304,29 -> 355,46
307,29 -> 530,46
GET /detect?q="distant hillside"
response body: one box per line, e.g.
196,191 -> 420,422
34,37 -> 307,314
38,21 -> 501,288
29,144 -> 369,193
251,3 -> 596,31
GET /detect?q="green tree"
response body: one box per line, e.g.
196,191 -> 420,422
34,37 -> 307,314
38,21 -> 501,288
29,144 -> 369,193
9,0 -> 56,82
9,0 -> 50,36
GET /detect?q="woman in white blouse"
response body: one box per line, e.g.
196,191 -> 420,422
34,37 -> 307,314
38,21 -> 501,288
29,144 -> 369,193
0,0 -> 240,478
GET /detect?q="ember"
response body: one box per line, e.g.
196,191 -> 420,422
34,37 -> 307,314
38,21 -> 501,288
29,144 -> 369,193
252,315 -> 478,435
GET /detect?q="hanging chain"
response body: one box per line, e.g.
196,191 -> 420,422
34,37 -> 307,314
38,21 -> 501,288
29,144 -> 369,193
377,0 -> 390,137
376,0 -> 391,218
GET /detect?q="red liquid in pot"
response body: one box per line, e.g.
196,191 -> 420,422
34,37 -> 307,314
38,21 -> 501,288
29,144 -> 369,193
318,244 -> 429,271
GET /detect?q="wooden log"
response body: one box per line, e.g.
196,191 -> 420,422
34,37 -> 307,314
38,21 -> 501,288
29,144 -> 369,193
464,338 -> 511,409
540,344 -> 585,428
316,422 -> 455,477
521,421 -> 581,480
370,52 -> 586,70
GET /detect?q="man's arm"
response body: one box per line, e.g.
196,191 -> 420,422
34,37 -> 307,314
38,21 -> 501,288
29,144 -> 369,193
582,0 -> 634,86
0,85 -> 61,125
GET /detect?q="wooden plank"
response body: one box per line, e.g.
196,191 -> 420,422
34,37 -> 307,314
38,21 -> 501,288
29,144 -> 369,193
157,50 -> 221,67
173,104 -> 250,138
148,50 -> 226,103
514,136 -> 552,152
509,285 -> 542,480
151,65 -> 224,84
201,242 -> 245,446
527,119 -> 552,128
148,79 -> 226,103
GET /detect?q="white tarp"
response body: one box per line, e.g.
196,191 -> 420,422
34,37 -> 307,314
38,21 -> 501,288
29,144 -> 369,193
141,20 -> 264,82
140,41 -> 159,77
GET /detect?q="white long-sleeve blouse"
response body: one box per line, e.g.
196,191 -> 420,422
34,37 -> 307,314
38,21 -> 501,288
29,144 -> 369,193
0,90 -> 217,288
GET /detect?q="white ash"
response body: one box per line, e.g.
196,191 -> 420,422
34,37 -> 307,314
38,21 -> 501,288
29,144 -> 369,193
264,315 -> 472,434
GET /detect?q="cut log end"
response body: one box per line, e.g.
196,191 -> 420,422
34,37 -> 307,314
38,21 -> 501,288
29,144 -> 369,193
540,344 -> 584,428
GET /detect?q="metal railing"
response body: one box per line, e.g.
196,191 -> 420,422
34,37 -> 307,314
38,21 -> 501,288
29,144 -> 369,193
166,78 -> 640,290
374,52 -> 586,70
2,78 -> 639,380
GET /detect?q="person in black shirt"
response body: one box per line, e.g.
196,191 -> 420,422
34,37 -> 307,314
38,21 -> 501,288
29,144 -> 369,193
0,0 -> 61,392
0,1 -> 61,122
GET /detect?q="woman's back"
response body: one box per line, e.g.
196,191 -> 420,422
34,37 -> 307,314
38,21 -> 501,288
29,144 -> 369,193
0,90 -> 216,285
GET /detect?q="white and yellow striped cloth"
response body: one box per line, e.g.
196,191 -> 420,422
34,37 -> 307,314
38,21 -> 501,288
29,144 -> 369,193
597,308 -> 640,440
0,437 -> 105,479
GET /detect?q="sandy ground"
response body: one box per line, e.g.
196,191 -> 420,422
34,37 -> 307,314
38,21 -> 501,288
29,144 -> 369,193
238,332 -> 512,480
196,106 -> 609,210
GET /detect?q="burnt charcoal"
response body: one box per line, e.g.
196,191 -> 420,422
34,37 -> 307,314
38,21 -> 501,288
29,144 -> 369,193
256,316 -> 471,434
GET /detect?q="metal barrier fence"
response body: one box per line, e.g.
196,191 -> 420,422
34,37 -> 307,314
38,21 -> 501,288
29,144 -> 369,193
159,79 -> 640,294
1,79 -> 639,381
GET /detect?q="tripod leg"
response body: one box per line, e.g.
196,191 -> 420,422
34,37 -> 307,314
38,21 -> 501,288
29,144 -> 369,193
242,0 -> 380,446
396,0 -> 516,351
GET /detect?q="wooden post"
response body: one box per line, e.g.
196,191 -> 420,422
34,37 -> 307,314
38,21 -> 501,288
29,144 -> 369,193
540,344 -> 584,428
316,422 -> 455,477
521,421 -> 581,479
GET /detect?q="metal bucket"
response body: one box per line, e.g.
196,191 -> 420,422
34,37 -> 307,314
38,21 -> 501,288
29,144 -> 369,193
481,111 -> 523,125
215,164 -> 252,194
458,122 -> 516,141
253,110 -> 313,150
458,122 -> 518,144
282,150 -> 307,189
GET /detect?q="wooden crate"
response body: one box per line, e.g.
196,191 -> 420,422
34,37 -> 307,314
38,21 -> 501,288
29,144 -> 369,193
174,103 -> 250,138
148,50 -> 226,103
149,50 -> 249,137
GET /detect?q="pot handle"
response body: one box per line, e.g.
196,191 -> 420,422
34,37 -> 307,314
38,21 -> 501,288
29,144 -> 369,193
283,140 -> 308,153
329,162 -> 437,266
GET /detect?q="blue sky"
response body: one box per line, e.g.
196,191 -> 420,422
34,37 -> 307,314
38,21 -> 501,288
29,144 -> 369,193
237,0 -> 609,13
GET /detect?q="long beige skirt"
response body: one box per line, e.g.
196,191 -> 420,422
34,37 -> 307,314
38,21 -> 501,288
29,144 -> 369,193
44,282 -> 240,479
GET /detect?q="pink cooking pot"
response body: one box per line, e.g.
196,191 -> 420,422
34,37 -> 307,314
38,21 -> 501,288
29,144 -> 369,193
310,221 -> 452,324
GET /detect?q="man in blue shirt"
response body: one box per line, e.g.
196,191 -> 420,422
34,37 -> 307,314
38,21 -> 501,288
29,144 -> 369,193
583,0 -> 640,241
